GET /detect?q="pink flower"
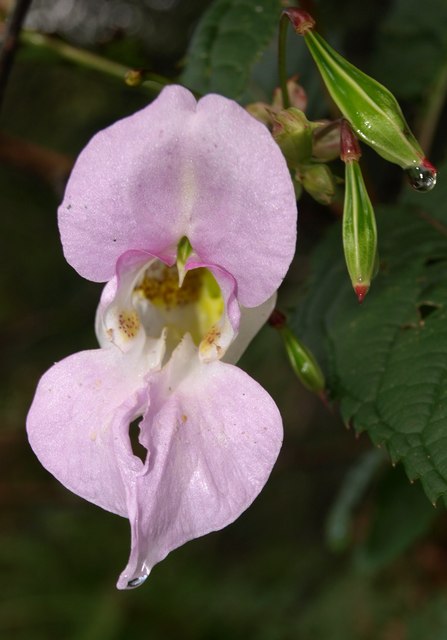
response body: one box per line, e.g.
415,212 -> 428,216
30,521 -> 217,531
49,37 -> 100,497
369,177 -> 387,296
27,86 -> 297,589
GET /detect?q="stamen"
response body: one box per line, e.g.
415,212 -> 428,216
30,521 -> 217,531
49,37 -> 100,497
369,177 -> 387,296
132,262 -> 227,357
135,266 -> 202,309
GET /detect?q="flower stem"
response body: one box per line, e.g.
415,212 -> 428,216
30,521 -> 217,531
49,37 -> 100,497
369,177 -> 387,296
0,0 -> 34,112
417,55 -> 447,156
278,12 -> 291,109
20,31 -> 169,94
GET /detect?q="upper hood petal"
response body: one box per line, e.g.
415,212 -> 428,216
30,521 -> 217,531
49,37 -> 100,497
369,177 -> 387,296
59,85 -> 297,307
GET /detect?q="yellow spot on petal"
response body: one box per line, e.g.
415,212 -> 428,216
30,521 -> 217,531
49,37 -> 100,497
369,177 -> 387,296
199,324 -> 222,357
181,414 -> 187,423
118,309 -> 140,340
203,324 -> 221,346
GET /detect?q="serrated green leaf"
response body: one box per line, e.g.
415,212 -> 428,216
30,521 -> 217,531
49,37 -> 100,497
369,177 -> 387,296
292,175 -> 447,506
181,0 -> 281,99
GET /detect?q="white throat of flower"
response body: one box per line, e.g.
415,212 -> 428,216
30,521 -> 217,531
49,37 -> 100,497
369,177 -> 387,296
95,241 -> 236,370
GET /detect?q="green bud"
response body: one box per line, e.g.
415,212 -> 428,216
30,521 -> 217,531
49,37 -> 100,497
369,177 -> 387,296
176,235 -> 193,285
282,8 -> 437,190
125,69 -> 144,87
272,108 -> 313,167
297,163 -> 336,205
245,102 -> 272,126
304,30 -> 420,166
280,326 -> 325,393
342,146 -> 377,303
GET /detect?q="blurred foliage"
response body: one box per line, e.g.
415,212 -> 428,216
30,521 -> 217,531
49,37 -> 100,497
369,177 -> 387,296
356,465 -> 438,572
2,0 -> 447,638
326,449 -> 385,552
181,0 -> 282,99
372,0 -> 447,101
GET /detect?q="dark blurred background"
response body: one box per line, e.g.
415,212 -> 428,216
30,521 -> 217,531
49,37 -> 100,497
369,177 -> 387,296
1,1 -> 447,638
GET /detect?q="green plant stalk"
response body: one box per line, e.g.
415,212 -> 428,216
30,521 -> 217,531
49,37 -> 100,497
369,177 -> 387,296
0,0 -> 34,112
20,31 -> 168,92
277,12 -> 291,109
417,56 -> 447,155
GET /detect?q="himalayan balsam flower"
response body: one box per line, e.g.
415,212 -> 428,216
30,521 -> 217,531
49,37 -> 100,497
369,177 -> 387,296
27,86 -> 297,589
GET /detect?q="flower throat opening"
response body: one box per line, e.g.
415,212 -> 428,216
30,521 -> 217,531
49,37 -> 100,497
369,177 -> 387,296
133,262 -> 224,348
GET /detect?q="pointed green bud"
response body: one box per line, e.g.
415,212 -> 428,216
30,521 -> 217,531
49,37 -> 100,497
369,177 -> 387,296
280,326 -> 325,393
341,122 -> 377,303
283,8 -> 437,191
176,236 -> 193,285
297,163 -> 336,205
272,108 -> 313,167
268,310 -> 325,393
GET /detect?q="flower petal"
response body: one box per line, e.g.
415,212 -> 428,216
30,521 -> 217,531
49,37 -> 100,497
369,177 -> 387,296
116,335 -> 283,589
58,87 -> 196,282
59,86 -> 297,306
187,93 -> 297,307
26,347 -> 149,516
184,258 -> 240,363
223,292 -> 277,365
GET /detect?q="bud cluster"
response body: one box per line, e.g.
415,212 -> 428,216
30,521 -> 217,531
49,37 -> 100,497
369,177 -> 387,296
272,7 -> 438,301
247,80 -> 342,206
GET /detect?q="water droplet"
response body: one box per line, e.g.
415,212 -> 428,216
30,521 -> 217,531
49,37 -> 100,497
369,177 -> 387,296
127,573 -> 148,589
406,163 -> 437,192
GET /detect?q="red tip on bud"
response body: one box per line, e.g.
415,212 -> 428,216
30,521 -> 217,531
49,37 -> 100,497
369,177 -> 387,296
406,158 -> 438,191
421,157 -> 438,176
354,284 -> 369,304
340,120 -> 361,162
268,308 -> 287,329
283,8 -> 316,34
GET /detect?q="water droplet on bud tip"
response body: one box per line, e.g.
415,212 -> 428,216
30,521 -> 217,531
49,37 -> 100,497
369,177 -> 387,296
406,161 -> 437,192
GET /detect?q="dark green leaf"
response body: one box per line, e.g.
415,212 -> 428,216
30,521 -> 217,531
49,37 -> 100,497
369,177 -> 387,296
372,0 -> 447,100
326,450 -> 386,552
181,0 -> 282,99
356,466 -> 437,571
293,171 -> 447,505
401,161 -> 447,226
